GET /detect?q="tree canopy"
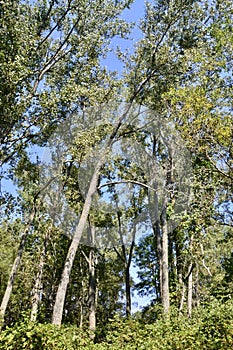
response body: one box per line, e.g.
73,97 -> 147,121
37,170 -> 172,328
0,0 -> 232,347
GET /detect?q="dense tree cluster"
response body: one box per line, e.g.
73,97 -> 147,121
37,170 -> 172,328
0,0 -> 232,347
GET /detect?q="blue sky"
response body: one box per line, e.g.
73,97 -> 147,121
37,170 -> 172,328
102,0 -> 144,72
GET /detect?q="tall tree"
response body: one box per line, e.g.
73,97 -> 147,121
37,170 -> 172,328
0,0 -> 132,327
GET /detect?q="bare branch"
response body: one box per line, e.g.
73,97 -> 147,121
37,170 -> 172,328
200,243 -> 212,276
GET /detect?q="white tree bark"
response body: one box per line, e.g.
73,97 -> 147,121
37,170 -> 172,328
187,267 -> 193,317
161,209 -> 170,315
88,224 -> 96,334
52,165 -> 101,325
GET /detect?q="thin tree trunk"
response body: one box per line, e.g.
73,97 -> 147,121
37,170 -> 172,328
155,218 -> 163,300
125,265 -> 131,317
126,223 -> 136,317
125,236 -> 135,317
79,276 -> 85,328
0,211 -> 35,329
174,230 -> 185,310
88,224 -> 96,335
115,213 -> 135,318
30,250 -> 45,322
149,189 -> 162,300
30,228 -> 50,322
161,208 -> 170,315
160,147 -> 175,315
187,265 -> 193,317
179,281 -> 186,312
195,266 -> 200,307
150,136 -> 163,301
89,249 -> 96,333
187,235 -> 193,317
160,158 -> 172,315
79,302 -> 83,328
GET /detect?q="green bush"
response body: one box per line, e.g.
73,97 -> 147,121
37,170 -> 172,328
0,321 -> 92,350
94,300 -> 233,350
1,300 -> 232,350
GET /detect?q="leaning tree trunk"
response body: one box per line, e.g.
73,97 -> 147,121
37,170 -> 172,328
52,104 -> 132,326
51,81 -> 161,326
0,211 -> 35,329
52,166 -> 100,326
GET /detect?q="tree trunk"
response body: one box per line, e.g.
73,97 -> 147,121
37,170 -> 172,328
115,213 -> 135,318
187,266 -> 193,317
150,137 -> 163,301
195,266 -> 200,308
149,189 -> 162,300
179,281 -> 186,312
174,231 -> 185,310
126,226 -> 135,317
0,211 -> 35,329
155,217 -> 163,301
89,249 -> 96,333
79,302 -> 83,328
79,276 -> 85,329
125,243 -> 134,317
88,224 -> 96,334
30,250 -> 45,322
52,163 -> 101,325
159,149 -> 175,315
30,228 -> 50,322
51,102 -> 136,326
161,209 -> 170,315
187,235 -> 193,317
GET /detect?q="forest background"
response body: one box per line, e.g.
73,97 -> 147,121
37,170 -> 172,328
0,0 -> 232,349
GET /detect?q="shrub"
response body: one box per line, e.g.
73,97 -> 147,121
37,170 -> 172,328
1,300 -> 232,350
0,321 -> 92,350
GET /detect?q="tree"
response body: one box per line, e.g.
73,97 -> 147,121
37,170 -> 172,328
129,0 -> 232,316
0,0 -> 133,328
0,0 -> 232,333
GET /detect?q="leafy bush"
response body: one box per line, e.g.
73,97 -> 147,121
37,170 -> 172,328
1,300 -> 232,349
95,300 -> 233,350
0,321 -> 92,350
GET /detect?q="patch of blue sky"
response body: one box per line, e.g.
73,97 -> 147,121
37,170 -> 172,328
101,0 -> 144,73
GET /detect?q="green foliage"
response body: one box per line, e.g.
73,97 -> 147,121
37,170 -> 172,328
1,0 -> 232,338
133,233 -> 158,298
2,300 -> 232,349
0,221 -> 20,300
0,320 -> 93,350
97,300 -> 233,350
